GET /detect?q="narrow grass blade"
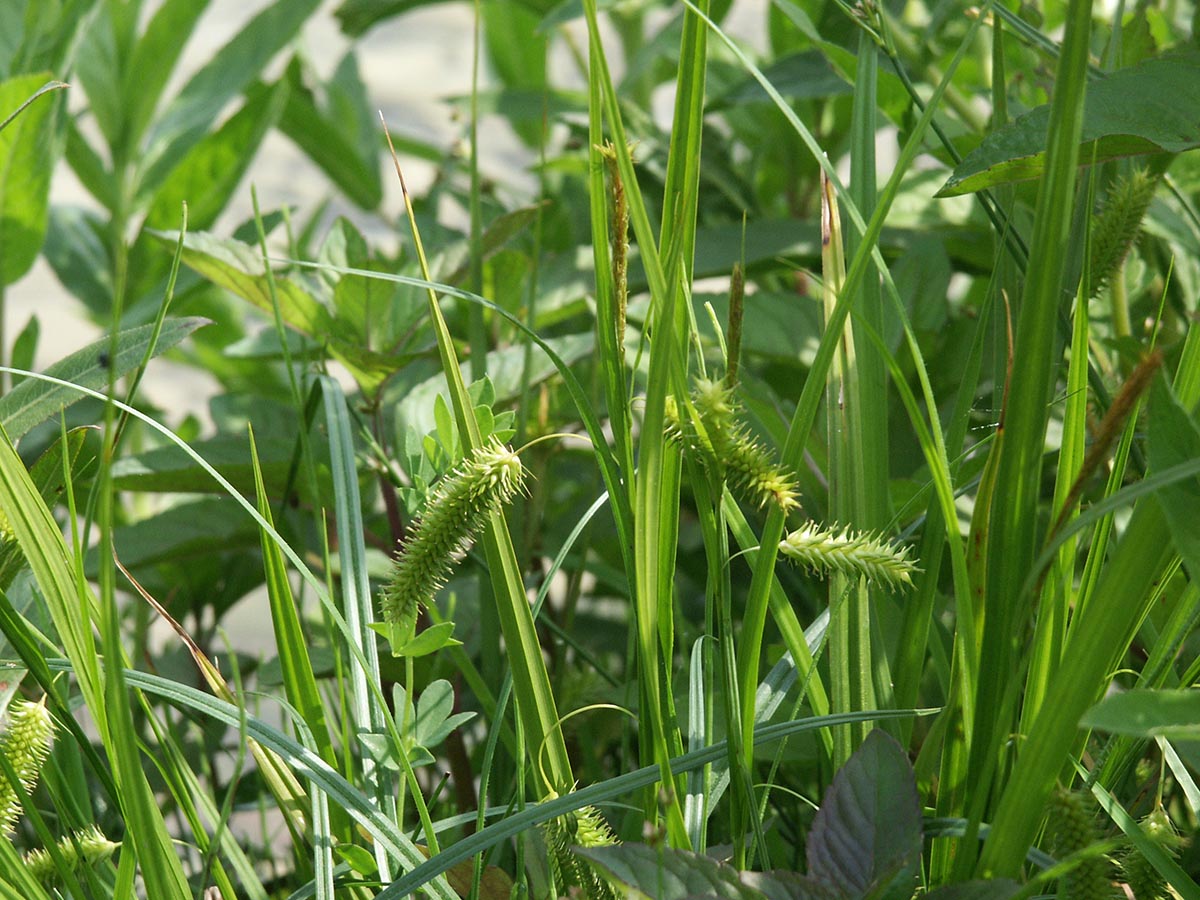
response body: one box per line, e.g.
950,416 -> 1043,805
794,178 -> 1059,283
385,133 -> 573,794
970,0 -> 1095,853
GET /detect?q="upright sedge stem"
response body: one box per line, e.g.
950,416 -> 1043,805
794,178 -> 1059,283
725,263 -> 744,388
820,171 -> 876,765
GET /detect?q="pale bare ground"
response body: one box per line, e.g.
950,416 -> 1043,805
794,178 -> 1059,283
7,0 -> 536,417
8,0 -> 769,410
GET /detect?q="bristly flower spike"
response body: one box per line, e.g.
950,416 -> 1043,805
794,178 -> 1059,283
380,439 -> 525,643
0,697 -> 55,836
779,522 -> 918,590
687,378 -> 801,514
23,825 -> 120,886
541,787 -> 619,900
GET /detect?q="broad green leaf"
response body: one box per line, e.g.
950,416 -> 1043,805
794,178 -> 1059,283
156,229 -> 334,333
72,8 -> 125,150
415,679 -> 475,747
138,0 -> 321,194
123,0 -> 213,148
920,882 -> 1020,900
109,433 -> 328,500
9,314 -> 37,383
82,498 -> 256,576
0,74 -> 63,285
938,49 -> 1200,197
1149,376 -> 1200,582
710,50 -> 849,107
144,80 -> 288,231
1082,689 -> 1200,739
42,205 -> 112,313
0,429 -> 88,591
154,229 -> 416,391
336,844 -> 378,876
576,844 -> 765,900
0,317 -> 209,440
278,51 -> 382,209
391,620 -> 463,658
320,218 -> 422,352
807,730 -> 922,898
62,119 -> 115,210
1,0 -> 96,77
742,871 -> 843,900
442,202 -> 546,285
395,332 -> 593,439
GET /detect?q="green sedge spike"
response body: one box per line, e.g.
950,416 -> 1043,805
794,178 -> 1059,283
23,825 -> 120,885
380,439 -> 525,642
1049,788 -> 1116,900
541,790 -> 619,900
779,523 -> 918,590
1089,168 -> 1158,299
669,377 -> 801,514
1120,808 -> 1182,900
0,697 -> 55,836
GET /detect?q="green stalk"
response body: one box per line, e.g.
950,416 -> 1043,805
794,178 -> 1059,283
581,0 -> 694,845
385,133 -> 572,795
1022,282 -> 1089,731
963,0 -> 1094,869
820,172 -> 875,765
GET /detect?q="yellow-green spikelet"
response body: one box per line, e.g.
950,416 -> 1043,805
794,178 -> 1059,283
23,825 -> 120,885
668,378 -> 800,514
1120,808 -> 1181,900
541,793 -> 619,900
1049,788 -> 1116,900
380,439 -> 524,641
0,697 -> 55,836
779,522 -> 918,590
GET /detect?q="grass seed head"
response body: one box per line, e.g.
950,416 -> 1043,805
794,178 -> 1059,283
0,697 -> 55,836
1049,789 -> 1117,900
1120,808 -> 1183,900
541,791 -> 618,900
779,523 -> 917,589
667,378 -> 801,513
23,825 -> 120,885
380,439 -> 525,641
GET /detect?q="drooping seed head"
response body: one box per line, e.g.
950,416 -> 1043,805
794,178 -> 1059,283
667,378 -> 801,514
